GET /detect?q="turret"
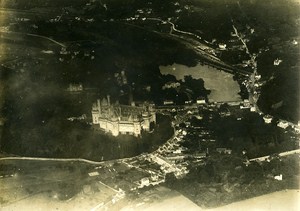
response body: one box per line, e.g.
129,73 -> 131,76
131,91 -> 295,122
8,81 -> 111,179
107,95 -> 112,117
97,99 -> 101,114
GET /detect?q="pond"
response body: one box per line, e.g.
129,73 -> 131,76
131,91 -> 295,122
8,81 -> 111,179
159,63 -> 241,102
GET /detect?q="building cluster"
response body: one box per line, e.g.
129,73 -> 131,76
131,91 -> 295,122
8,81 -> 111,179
263,114 -> 300,133
92,96 -> 156,137
67,83 -> 83,92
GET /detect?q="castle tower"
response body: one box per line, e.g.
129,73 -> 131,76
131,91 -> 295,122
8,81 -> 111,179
128,86 -> 133,106
111,117 -> 119,136
149,104 -> 156,123
133,119 -> 142,137
107,95 -> 111,117
142,112 -> 151,131
92,102 -> 100,124
97,99 -> 101,114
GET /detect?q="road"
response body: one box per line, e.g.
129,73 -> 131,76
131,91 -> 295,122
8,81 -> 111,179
0,30 -> 66,48
231,23 -> 261,112
248,149 -> 300,162
0,156 -> 105,165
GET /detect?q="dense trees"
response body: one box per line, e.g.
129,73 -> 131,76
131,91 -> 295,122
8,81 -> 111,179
1,112 -> 173,161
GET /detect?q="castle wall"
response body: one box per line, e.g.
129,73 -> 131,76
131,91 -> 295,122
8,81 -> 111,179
99,118 -> 119,136
119,122 -> 135,134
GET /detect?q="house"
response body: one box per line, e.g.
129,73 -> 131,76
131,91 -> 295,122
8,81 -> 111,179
140,177 -> 150,187
277,120 -> 289,129
219,43 -> 227,50
243,99 -> 250,107
294,126 -> 300,134
88,171 -> 99,177
263,115 -> 273,124
219,110 -> 231,117
292,39 -> 298,45
163,100 -> 174,105
193,152 -> 207,159
227,101 -> 241,106
274,58 -> 283,66
294,123 -> 300,133
274,174 -> 282,181
185,121 -> 191,127
173,147 -> 187,154
165,154 -> 186,161
196,98 -> 206,104
187,110 -> 194,115
240,99 -> 250,109
255,74 -> 261,80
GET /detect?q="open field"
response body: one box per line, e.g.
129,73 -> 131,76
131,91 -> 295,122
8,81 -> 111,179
212,189 -> 300,211
1,183 -> 116,211
119,186 -> 201,211
0,159 -> 119,210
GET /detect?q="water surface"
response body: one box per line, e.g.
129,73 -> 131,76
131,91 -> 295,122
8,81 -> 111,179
159,63 -> 241,102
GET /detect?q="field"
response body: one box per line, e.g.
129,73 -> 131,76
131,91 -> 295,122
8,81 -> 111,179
212,189 -> 300,211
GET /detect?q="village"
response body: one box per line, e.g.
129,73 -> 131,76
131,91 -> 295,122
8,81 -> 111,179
68,96 -> 300,210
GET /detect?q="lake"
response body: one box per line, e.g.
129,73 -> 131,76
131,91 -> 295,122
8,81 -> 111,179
159,63 -> 241,102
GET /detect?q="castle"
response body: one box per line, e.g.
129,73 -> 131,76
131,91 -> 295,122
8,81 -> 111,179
91,95 -> 156,137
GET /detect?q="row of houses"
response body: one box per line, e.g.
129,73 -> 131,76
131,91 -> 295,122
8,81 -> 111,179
163,97 -> 207,106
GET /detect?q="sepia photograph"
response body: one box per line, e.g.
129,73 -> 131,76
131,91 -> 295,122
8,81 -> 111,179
0,0 -> 299,210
